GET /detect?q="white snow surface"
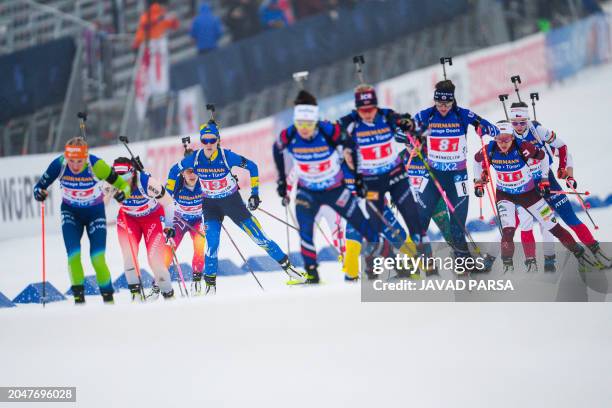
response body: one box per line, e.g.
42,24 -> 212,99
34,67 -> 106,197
2,64 -> 612,407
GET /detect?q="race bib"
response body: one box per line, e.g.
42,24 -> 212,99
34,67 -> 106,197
62,185 -> 102,205
454,180 -> 468,197
496,168 -> 531,193
427,136 -> 466,163
199,174 -> 237,198
359,141 -> 396,169
296,156 -> 341,184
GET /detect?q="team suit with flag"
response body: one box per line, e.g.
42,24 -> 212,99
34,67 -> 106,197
274,91 -> 392,283
113,158 -> 176,299
473,122 -> 596,272
33,137 -> 131,304
173,121 -> 305,293
508,103 -> 611,269
165,161 -> 206,285
410,79 -> 499,259
337,85 -> 423,251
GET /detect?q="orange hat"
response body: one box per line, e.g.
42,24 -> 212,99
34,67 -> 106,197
64,144 -> 88,159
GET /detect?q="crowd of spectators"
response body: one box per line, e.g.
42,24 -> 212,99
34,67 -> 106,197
190,0 -> 357,50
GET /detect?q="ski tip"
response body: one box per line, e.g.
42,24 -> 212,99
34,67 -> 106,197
585,191 -> 590,196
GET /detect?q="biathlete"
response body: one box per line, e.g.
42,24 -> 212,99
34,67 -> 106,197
473,121 -> 598,272
172,121 -> 306,294
165,148 -> 207,294
33,137 -> 131,304
274,90 -> 392,283
112,157 -> 176,300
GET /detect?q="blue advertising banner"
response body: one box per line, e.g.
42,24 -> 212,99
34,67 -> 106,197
546,13 -> 611,81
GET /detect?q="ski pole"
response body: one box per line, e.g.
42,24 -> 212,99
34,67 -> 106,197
284,205 -> 291,260
166,238 -> 189,297
549,190 -> 590,196
566,184 -> 599,230
479,196 -> 484,220
399,130 -> 482,254
221,223 -> 264,291
479,136 -> 503,237
41,202 -> 46,308
119,211 -> 146,300
257,207 -> 299,231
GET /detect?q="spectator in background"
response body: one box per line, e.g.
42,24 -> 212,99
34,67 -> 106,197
132,2 -> 179,49
293,0 -> 327,19
259,0 -> 292,29
224,0 -> 261,41
191,3 -> 224,54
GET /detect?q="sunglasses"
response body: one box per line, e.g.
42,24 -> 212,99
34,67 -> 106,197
511,121 -> 528,127
295,120 -> 316,130
435,101 -> 453,108
201,137 -> 218,145
357,106 -> 377,114
496,135 -> 513,143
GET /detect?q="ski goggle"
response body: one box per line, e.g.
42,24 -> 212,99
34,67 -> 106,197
357,106 -> 377,114
294,120 -> 316,131
511,121 -> 528,127
435,101 -> 453,108
201,137 -> 218,145
495,134 -> 513,143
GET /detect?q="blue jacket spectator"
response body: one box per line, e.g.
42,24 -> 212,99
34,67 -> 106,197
259,0 -> 289,29
190,3 -> 223,53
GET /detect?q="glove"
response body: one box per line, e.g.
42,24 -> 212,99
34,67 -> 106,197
557,167 -> 568,179
487,124 -> 500,136
163,226 -> 176,239
354,175 -> 368,198
474,179 -> 485,198
281,196 -> 290,207
114,190 -> 126,203
248,194 -> 261,211
565,176 -> 577,189
396,114 -> 415,132
276,179 -> 287,199
538,179 -> 551,197
33,187 -> 48,202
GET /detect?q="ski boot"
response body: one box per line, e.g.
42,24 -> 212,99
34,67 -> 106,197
146,284 -> 161,301
502,257 -> 514,273
304,264 -> 320,284
470,253 -> 496,273
204,274 -> 216,296
544,255 -> 556,272
101,291 -> 114,304
394,254 -> 420,279
344,274 -> 359,282
280,256 -> 307,284
128,283 -> 144,302
573,246 -> 599,272
588,242 -> 612,269
191,272 -> 203,295
524,257 -> 537,272
162,289 -> 175,299
72,285 -> 85,305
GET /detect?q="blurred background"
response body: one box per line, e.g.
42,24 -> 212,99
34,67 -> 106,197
0,0 -> 607,158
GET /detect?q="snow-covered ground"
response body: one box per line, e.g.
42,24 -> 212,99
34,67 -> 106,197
1,64 -> 612,407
